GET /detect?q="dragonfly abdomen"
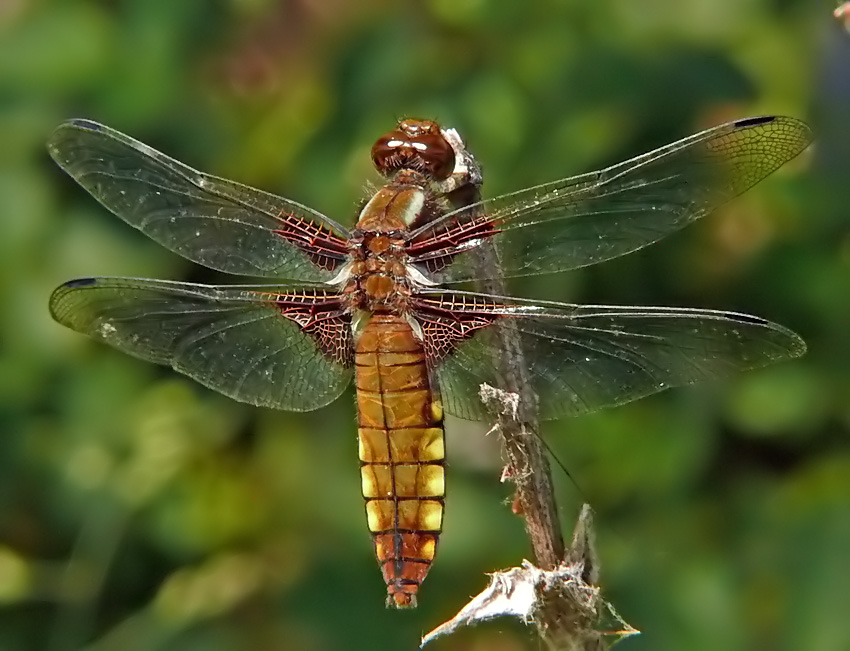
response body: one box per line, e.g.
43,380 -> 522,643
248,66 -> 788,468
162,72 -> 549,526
355,313 -> 445,608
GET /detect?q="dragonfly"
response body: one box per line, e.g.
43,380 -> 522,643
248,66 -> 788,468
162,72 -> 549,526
48,114 -> 811,608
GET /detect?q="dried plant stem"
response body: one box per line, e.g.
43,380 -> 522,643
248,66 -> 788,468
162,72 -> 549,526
476,312 -> 565,571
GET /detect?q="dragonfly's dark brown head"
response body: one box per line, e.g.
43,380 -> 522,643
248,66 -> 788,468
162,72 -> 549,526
371,118 -> 455,181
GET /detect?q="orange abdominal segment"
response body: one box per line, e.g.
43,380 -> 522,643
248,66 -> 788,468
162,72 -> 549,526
355,313 -> 445,609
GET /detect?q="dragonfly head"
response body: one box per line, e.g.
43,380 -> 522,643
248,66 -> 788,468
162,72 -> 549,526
372,118 -> 456,181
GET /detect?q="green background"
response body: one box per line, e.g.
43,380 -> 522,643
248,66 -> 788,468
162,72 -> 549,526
2,1 -> 848,649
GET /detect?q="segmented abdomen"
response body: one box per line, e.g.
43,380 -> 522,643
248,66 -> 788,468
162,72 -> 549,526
355,313 -> 445,608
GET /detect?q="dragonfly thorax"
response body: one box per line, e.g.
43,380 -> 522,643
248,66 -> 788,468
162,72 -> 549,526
344,172 -> 444,313
344,232 -> 414,312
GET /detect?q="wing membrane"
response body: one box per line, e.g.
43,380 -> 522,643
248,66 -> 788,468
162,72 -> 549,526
48,120 -> 350,281
408,116 -> 811,283
412,290 -> 806,420
49,278 -> 354,411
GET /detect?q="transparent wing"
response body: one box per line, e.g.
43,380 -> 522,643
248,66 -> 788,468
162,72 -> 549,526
49,277 -> 354,411
48,119 -> 351,281
407,116 -> 812,283
412,290 -> 806,421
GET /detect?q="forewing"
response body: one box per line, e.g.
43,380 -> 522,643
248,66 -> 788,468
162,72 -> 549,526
50,278 -> 354,411
48,119 -> 350,281
407,116 -> 812,282
412,290 -> 806,421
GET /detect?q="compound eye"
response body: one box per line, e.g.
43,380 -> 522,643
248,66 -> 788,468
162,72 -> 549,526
371,120 -> 455,180
414,130 -> 455,180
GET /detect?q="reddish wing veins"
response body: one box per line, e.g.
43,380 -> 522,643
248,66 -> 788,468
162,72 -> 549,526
275,289 -> 354,364
404,214 -> 499,275
273,213 -> 350,273
412,293 -> 498,362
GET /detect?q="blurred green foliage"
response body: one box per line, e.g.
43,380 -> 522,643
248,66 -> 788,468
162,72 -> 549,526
1,1 -> 848,649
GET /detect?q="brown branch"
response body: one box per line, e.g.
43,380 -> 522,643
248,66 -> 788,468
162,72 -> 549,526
479,372 -> 564,570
